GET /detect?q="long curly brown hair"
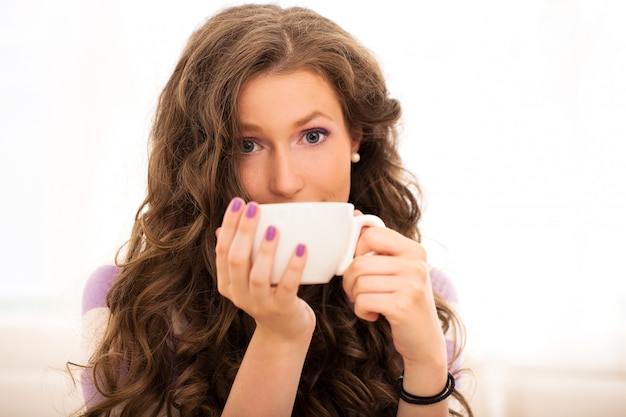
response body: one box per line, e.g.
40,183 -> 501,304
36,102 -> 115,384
76,4 -> 472,417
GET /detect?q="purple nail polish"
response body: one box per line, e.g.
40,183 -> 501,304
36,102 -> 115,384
296,244 -> 306,257
246,203 -> 257,218
231,198 -> 242,212
265,226 -> 276,241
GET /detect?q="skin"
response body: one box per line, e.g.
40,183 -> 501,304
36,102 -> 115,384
237,70 -> 358,203
215,70 -> 450,416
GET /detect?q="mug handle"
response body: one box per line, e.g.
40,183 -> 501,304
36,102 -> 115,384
335,214 -> 385,275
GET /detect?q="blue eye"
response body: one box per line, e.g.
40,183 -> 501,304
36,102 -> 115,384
303,129 -> 328,144
240,139 -> 257,154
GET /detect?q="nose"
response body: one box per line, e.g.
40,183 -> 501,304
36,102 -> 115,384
268,149 -> 303,199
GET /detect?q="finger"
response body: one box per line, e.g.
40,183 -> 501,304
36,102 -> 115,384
228,202 -> 261,294
343,256 -> 430,306
274,243 -> 307,297
216,198 -> 244,245
348,254 -> 429,284
341,254 -> 395,300
215,198 -> 245,294
352,292 -> 397,322
352,292 -> 383,322
355,227 -> 426,260
248,225 -> 280,301
355,280 -> 437,326
350,273 -> 395,300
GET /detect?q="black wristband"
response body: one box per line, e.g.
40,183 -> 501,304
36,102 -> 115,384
397,371 -> 455,405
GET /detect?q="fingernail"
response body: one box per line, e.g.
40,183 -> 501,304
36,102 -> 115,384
246,203 -> 257,218
265,226 -> 276,241
296,244 -> 306,257
231,198 -> 242,212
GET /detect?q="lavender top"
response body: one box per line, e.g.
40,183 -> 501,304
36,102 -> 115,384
81,264 -> 461,404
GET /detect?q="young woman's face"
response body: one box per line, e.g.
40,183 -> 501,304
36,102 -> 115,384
236,70 -> 360,204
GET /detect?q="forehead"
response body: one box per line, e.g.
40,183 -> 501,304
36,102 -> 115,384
237,70 -> 344,125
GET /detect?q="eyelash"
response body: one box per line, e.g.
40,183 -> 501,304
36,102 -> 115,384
239,139 -> 258,154
301,128 -> 330,145
239,127 -> 330,155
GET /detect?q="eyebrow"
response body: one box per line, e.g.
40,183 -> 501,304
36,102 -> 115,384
239,111 -> 335,133
294,111 -> 334,127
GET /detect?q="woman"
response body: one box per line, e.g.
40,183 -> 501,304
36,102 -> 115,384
76,4 -> 473,417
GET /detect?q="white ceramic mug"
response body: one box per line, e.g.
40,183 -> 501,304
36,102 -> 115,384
252,202 -> 385,284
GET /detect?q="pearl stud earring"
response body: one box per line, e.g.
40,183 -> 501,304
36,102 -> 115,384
351,152 -> 361,163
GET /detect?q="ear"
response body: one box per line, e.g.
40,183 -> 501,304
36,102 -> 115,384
350,125 -> 363,153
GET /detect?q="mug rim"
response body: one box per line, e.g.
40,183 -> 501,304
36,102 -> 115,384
258,202 -> 354,209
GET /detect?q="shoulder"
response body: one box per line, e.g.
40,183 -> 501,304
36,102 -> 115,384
82,264 -> 120,314
430,268 -> 465,374
81,265 -> 119,366
429,267 -> 459,304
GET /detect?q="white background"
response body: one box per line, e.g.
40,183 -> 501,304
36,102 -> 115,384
1,0 -> 625,415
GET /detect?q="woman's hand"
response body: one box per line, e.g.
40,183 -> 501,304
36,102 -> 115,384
215,198 -> 316,343
341,226 -> 447,370
216,198 -> 315,416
